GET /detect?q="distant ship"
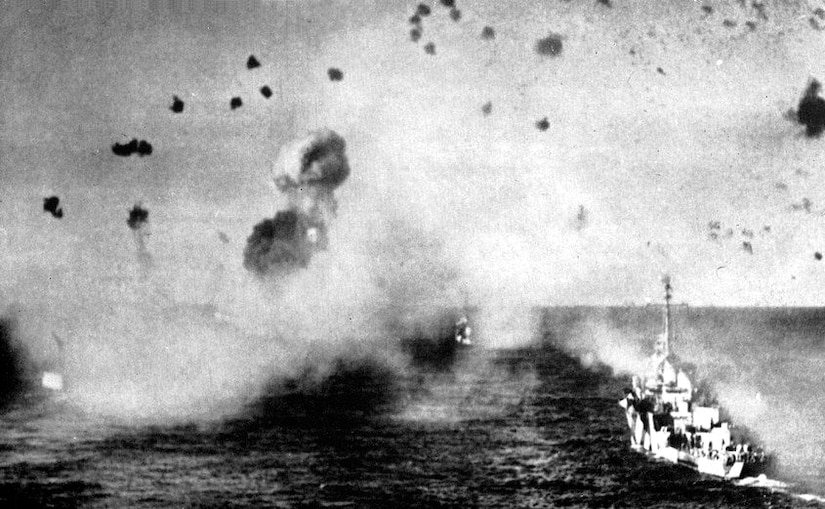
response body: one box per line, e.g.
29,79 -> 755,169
398,309 -> 474,369
618,277 -> 770,479
453,315 -> 473,347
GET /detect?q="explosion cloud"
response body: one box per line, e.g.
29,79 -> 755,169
243,210 -> 316,274
280,129 -> 350,189
244,129 -> 350,277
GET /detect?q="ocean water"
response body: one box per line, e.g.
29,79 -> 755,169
1,307 -> 823,508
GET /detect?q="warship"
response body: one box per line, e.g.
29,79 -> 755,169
619,277 -> 770,479
397,310 -> 474,370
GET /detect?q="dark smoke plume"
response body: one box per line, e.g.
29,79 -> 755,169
243,210 -> 320,274
170,95 -> 184,113
112,139 -> 152,157
43,196 -> 63,219
244,129 -> 350,277
127,205 -> 148,230
327,68 -> 344,81
797,79 -> 825,137
277,129 -> 350,190
244,356 -> 401,426
127,204 -> 152,269
535,33 -> 564,57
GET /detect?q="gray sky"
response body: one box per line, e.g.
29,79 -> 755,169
2,0 -> 825,311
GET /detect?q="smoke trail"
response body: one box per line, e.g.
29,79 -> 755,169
244,129 -> 350,277
126,203 -> 152,271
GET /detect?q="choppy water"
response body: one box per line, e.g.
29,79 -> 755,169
1,334 -> 822,508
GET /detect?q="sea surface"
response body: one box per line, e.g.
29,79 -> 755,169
1,307 -> 824,508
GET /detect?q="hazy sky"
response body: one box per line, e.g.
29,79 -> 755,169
3,0 -> 825,312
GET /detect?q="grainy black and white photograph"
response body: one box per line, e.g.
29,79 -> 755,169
2,0 -> 825,507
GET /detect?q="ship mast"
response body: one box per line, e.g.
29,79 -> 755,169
662,275 -> 672,357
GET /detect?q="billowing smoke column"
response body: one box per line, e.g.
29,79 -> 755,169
244,129 -> 350,277
126,203 -> 152,270
798,79 -> 825,137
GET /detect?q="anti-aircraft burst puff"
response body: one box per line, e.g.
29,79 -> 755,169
127,203 -> 153,271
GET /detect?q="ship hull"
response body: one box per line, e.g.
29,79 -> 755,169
650,446 -> 745,479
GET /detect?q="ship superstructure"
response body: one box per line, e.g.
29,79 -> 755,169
619,278 -> 769,479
